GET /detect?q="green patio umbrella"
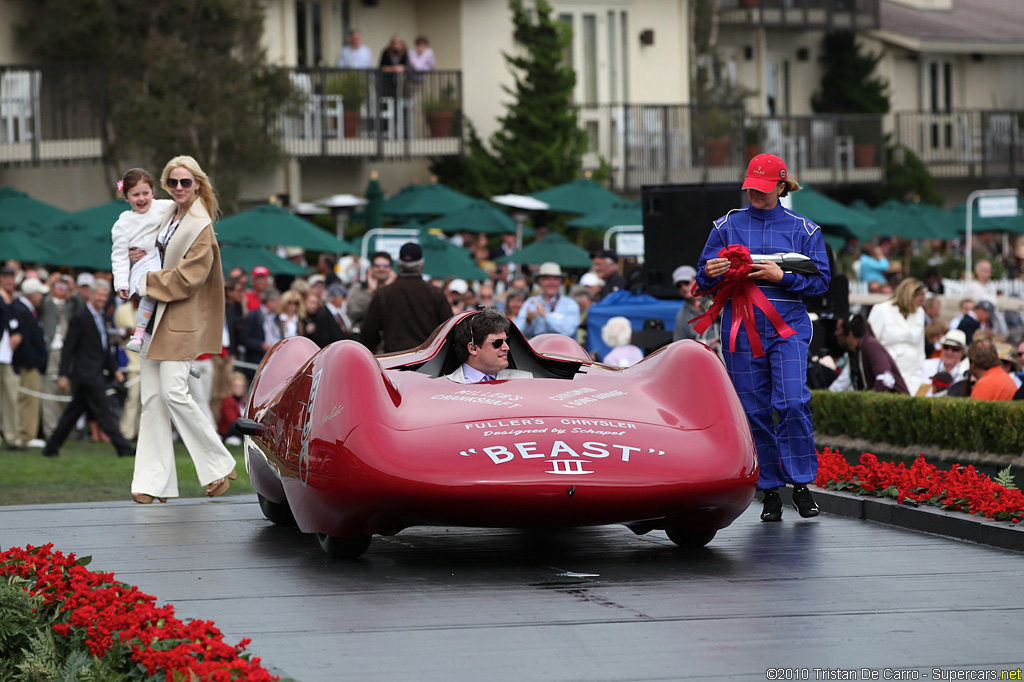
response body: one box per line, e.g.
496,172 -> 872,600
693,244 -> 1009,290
494,232 -> 592,269
0,186 -> 69,232
530,178 -> 623,215
41,222 -> 113,270
567,200 -> 642,229
219,243 -> 311,276
424,200 -> 535,236
62,199 -> 131,239
870,201 -> 962,240
216,204 -> 358,253
418,231 -> 489,281
952,198 -> 1024,235
364,172 -> 383,231
381,182 -> 477,219
0,225 -> 59,263
788,186 -> 878,242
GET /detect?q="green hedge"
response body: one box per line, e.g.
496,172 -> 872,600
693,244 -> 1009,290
810,390 -> 1024,455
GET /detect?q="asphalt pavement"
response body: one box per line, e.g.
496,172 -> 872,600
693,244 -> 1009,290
2,497 -> 1022,682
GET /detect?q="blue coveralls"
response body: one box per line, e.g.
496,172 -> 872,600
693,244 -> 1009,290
695,203 -> 831,491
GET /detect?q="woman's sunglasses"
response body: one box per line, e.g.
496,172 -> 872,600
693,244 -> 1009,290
941,345 -> 964,352
166,178 -> 194,189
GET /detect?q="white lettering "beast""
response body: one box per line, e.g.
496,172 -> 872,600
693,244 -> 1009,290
482,440 -> 641,464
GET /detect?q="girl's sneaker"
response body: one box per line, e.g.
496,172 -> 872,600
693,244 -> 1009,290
125,337 -> 143,353
189,361 -> 201,379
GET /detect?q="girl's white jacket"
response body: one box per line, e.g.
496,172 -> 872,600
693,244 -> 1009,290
110,199 -> 175,293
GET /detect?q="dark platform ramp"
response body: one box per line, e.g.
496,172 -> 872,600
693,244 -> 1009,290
2,498 -> 1022,682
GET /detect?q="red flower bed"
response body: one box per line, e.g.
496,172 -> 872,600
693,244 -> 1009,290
815,448 -> 1024,524
0,543 -> 279,681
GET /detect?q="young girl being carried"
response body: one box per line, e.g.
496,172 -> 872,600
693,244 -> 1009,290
111,168 -> 200,378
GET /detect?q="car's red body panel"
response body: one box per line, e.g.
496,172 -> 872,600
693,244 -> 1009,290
243,311 -> 757,548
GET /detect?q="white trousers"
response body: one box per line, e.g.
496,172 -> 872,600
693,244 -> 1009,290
186,357 -> 216,427
131,358 -> 236,498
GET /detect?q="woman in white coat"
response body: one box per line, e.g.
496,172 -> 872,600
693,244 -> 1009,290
867,277 -> 927,395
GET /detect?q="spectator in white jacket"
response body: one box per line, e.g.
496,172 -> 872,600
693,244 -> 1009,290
867,277 -> 926,396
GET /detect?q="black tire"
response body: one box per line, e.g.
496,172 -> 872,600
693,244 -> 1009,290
257,493 -> 297,527
317,533 -> 372,559
666,528 -> 716,549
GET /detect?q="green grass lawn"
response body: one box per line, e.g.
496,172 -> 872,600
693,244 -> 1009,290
0,439 -> 253,506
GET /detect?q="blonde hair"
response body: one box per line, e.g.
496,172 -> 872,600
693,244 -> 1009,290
160,155 -> 220,220
601,316 -> 633,348
280,289 -> 306,319
891,277 -> 924,318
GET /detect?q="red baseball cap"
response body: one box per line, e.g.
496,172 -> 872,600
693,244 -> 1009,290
742,153 -> 792,193
252,265 -> 270,277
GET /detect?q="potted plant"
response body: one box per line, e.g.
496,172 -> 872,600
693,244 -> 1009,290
849,116 -> 881,168
744,122 -> 763,161
424,84 -> 460,138
701,107 -> 735,166
327,71 -> 368,138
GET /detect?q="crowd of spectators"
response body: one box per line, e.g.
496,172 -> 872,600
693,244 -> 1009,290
0,226 -> 679,452
825,232 -> 1024,401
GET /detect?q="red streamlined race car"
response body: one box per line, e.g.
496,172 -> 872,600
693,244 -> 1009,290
237,310 -> 757,558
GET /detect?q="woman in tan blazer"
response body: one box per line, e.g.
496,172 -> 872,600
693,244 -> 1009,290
129,155 -> 237,503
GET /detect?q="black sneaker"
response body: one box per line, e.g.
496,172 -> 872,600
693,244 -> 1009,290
792,485 -> 820,518
760,490 -> 782,522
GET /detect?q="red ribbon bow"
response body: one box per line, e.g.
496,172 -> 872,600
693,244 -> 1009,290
689,244 -> 795,358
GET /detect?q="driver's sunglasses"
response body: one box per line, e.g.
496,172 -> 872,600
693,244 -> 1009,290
166,178 -> 194,189
486,337 -> 509,349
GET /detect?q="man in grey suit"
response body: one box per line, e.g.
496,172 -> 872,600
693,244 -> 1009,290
445,308 -> 532,384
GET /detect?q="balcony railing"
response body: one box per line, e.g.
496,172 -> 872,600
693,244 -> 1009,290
718,0 -> 880,29
578,104 -> 885,192
0,63 -> 106,167
277,68 -> 463,160
893,110 -> 1024,181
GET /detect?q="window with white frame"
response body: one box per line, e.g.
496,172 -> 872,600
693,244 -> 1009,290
556,7 -> 631,105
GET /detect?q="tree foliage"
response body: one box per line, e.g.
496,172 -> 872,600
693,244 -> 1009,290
811,31 -> 889,115
431,0 -> 591,197
16,0 -> 295,210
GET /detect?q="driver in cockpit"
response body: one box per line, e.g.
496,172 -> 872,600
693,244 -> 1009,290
446,309 -> 532,384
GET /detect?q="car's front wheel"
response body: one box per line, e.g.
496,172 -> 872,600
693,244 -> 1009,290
317,533 -> 372,559
665,528 -> 716,549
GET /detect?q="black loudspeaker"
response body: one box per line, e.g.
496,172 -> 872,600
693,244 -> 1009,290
641,183 -> 741,299
805,256 -> 850,319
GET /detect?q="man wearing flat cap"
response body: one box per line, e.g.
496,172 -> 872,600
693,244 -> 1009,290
360,242 -> 452,353
591,249 -> 628,301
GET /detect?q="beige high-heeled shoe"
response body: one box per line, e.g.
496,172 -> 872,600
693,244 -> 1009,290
132,493 -> 167,504
206,477 -> 230,497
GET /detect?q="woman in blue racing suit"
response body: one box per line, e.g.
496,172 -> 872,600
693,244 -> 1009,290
694,153 -> 831,522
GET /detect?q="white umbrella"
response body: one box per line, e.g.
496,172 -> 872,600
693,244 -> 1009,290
491,194 -> 549,250
315,194 -> 368,240
292,202 -> 329,215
